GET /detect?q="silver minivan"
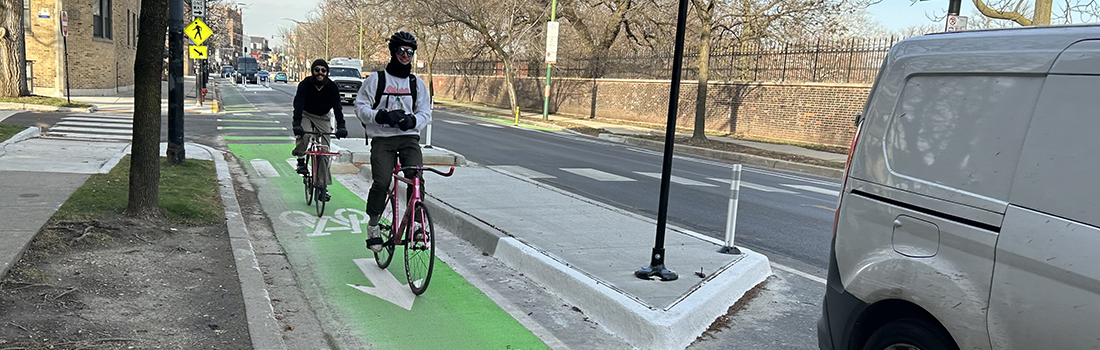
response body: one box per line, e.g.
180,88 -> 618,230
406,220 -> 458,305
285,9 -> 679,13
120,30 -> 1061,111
819,26 -> 1100,350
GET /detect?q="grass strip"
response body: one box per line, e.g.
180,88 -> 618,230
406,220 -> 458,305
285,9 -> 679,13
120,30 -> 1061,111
0,95 -> 94,108
0,124 -> 28,143
53,156 -> 225,225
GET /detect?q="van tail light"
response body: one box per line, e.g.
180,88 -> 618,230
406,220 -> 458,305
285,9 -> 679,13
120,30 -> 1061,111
832,121 -> 864,238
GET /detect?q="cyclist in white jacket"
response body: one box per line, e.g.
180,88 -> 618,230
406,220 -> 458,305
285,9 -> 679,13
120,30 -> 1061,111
354,31 -> 432,253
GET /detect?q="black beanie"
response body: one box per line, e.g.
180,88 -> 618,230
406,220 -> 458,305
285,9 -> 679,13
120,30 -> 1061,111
311,59 -> 329,70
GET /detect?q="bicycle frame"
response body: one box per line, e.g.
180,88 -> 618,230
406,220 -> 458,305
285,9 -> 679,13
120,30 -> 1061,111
386,162 -> 453,245
304,132 -> 339,185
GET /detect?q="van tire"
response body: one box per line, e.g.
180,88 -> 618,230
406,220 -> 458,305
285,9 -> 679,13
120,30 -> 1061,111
861,317 -> 958,350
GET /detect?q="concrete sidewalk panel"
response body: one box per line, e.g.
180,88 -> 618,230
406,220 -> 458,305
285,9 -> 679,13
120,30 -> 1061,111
0,171 -> 91,279
0,126 -> 41,158
0,138 -> 129,174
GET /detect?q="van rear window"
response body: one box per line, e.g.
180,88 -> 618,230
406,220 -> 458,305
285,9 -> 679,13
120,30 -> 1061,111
885,75 -> 1042,201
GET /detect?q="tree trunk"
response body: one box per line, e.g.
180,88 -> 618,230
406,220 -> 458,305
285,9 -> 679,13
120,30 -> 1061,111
0,0 -> 29,97
502,55 -> 519,120
692,0 -> 713,141
125,0 -> 169,220
1033,0 -> 1052,25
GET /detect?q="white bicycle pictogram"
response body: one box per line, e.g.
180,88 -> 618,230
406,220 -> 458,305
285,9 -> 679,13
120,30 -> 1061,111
280,208 -> 370,237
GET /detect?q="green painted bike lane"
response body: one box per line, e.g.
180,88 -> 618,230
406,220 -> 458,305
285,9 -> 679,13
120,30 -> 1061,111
228,143 -> 548,349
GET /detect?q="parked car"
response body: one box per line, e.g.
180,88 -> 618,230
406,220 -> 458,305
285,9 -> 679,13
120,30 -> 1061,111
234,56 -> 258,84
274,71 -> 288,83
819,25 -> 1100,350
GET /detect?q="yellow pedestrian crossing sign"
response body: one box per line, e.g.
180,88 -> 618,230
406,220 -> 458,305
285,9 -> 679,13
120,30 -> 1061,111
184,18 -> 213,45
189,45 -> 208,60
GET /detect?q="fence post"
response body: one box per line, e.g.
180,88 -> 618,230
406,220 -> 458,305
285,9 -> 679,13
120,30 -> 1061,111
846,38 -> 856,83
781,43 -> 788,82
718,164 -> 743,254
812,39 -> 821,82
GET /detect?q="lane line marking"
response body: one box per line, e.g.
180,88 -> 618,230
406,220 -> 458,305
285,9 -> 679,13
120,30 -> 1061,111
49,126 -> 132,134
55,121 -> 132,128
707,178 -> 798,193
442,120 -> 469,125
634,172 -> 718,187
560,168 -> 636,182
782,184 -> 840,197
477,123 -> 504,128
771,262 -> 826,284
249,159 -> 281,178
489,165 -> 556,179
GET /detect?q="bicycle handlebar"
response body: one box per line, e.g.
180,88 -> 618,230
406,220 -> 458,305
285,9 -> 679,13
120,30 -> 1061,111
394,165 -> 455,177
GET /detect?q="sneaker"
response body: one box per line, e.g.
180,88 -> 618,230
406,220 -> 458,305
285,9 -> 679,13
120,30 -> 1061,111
366,225 -> 384,253
296,159 -> 309,175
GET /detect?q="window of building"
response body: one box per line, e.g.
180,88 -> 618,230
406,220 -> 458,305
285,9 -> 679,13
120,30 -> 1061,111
126,10 -> 131,46
94,0 -> 112,39
23,1 -> 32,34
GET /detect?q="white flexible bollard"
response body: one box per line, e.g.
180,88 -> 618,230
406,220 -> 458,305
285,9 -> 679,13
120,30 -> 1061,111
718,164 -> 743,254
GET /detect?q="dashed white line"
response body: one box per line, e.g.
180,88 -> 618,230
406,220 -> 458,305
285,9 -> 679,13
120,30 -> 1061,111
561,168 -> 635,182
634,172 -> 717,187
782,184 -> 840,197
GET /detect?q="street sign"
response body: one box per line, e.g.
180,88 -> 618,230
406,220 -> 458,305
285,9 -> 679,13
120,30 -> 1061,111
184,18 -> 213,45
191,0 -> 205,18
946,15 -> 968,32
60,11 -> 68,37
189,45 -> 208,60
545,21 -> 559,63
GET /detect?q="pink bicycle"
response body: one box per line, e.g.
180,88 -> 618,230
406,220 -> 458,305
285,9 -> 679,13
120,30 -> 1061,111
373,162 -> 454,295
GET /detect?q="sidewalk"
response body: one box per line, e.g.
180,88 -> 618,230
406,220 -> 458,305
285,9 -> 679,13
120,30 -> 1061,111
433,99 -> 847,179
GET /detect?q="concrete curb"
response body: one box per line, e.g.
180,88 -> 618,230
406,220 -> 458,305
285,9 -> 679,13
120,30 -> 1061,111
0,102 -> 96,113
364,164 -> 773,349
599,134 -> 845,180
0,126 -> 42,158
196,144 -> 288,350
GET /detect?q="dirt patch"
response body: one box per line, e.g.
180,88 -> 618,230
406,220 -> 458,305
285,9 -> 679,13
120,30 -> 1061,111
0,216 -> 250,349
692,276 -> 774,344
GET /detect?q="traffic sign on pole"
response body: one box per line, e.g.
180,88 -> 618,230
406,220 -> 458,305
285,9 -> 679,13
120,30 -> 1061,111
545,21 -> 560,63
61,11 -> 68,37
189,45 -> 208,59
191,0 -> 205,18
184,18 -> 213,45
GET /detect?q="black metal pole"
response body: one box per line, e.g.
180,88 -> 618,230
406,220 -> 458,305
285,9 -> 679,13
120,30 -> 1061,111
167,0 -> 186,164
63,36 -> 70,105
948,0 -> 962,15
635,0 -> 690,282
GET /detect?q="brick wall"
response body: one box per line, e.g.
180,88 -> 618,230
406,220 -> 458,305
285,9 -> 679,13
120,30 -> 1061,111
430,75 -> 868,147
25,0 -> 139,95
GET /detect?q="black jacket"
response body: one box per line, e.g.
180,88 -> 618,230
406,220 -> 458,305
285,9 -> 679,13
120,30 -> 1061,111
293,78 -> 346,128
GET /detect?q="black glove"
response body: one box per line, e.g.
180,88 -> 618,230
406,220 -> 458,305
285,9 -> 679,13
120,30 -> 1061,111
292,123 -> 304,136
335,127 -> 348,139
397,115 -> 416,131
375,110 -> 405,126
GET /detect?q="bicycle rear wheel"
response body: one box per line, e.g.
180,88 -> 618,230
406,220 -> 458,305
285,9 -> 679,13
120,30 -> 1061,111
314,185 -> 327,217
404,202 -> 435,295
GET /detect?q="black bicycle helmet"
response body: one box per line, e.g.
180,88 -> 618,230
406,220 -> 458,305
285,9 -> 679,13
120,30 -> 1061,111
388,31 -> 418,52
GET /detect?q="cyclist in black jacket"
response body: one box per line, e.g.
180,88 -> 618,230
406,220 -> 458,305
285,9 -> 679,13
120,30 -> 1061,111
292,59 -> 349,184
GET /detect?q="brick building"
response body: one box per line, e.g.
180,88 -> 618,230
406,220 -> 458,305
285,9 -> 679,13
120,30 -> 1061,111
24,0 -> 141,96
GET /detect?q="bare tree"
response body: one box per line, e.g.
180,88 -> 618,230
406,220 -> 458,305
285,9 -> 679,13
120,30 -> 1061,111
971,0 -> 1100,25
126,0 -> 169,219
0,0 -> 29,97
688,0 -> 841,140
411,0 -> 548,118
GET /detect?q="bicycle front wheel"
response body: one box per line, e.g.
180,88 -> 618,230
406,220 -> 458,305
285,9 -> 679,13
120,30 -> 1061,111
374,198 -> 396,269
314,185 -> 327,217
404,202 -> 435,295
304,175 -> 313,205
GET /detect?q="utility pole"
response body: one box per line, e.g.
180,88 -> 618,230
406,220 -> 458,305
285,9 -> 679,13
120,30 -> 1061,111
167,0 -> 186,164
541,0 -> 559,121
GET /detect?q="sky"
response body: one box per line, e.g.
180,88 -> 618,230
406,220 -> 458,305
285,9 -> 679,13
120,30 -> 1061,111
242,0 -> 975,45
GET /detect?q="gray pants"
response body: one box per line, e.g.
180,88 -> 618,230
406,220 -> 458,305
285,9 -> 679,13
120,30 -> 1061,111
366,135 -> 423,218
293,111 -> 333,186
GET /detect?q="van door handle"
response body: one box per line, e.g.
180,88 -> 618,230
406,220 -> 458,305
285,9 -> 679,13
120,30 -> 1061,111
893,220 -> 903,228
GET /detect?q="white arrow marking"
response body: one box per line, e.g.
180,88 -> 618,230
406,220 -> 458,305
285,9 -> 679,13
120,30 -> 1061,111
348,258 -> 416,310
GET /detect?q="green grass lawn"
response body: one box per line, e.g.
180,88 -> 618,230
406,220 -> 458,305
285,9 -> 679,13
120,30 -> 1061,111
0,124 -> 28,143
53,156 -> 225,225
0,95 -> 93,108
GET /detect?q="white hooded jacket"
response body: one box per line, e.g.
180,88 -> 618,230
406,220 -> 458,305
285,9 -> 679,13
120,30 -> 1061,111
353,70 -> 432,138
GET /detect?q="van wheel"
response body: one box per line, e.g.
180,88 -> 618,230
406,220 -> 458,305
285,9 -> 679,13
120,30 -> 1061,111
861,318 -> 958,350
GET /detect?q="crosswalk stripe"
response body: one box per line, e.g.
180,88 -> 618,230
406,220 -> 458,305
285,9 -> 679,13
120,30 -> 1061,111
489,165 -> 556,179
47,132 -> 131,140
217,126 -> 287,130
218,119 -> 280,123
561,168 -> 635,182
477,123 -> 504,128
250,159 -> 281,178
55,121 -> 132,128
442,120 -> 469,125
63,116 -> 133,122
50,126 -> 132,134
633,172 -> 717,187
268,112 -> 289,116
782,184 -> 840,197
706,178 -> 798,193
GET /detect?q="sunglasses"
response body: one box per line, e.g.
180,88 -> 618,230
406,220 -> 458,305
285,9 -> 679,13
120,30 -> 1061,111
313,67 -> 328,73
396,48 -> 415,56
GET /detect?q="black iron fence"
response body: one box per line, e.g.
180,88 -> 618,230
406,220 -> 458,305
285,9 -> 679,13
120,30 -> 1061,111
431,37 -> 898,84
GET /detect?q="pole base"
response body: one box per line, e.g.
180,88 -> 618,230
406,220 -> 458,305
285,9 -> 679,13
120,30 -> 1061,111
635,264 -> 678,281
717,246 -> 743,255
